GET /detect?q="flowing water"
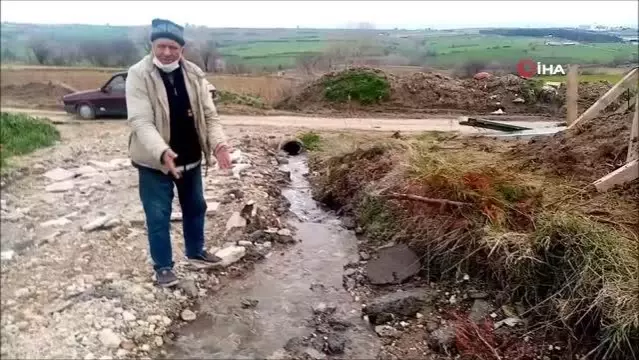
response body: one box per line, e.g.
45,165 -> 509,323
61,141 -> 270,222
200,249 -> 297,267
164,155 -> 380,359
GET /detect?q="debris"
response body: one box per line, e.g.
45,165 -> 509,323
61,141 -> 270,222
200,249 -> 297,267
82,215 -> 118,232
469,291 -> 489,299
366,244 -> 421,285
312,302 -> 336,315
180,309 -> 197,322
43,168 -> 75,182
495,316 -> 523,328
512,97 -> 526,104
41,217 -> 72,227
1,250 -> 16,261
98,329 -> 122,349
491,109 -> 505,115
428,325 -> 456,353
469,299 -> 494,324
178,280 -> 199,298
363,289 -> 431,324
213,246 -> 246,267
374,325 -> 400,338
359,251 -> 371,261
225,212 -> 247,233
241,298 -> 259,309
45,180 -> 75,192
459,117 -> 531,132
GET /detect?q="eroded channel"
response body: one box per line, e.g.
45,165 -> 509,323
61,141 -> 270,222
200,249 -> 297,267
164,154 -> 380,359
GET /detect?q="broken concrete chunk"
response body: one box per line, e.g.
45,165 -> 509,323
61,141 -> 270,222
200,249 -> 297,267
43,168 -> 75,182
225,212 -> 247,233
375,325 -> 401,338
1,250 -> 15,261
366,244 -> 421,285
45,180 -> 75,193
213,246 -> 246,267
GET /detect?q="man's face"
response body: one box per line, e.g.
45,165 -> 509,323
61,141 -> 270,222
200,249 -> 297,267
152,38 -> 183,64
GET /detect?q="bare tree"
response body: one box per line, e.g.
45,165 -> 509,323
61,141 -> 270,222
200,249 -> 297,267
80,38 -> 139,67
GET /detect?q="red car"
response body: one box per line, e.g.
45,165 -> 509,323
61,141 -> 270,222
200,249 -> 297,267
63,71 -> 128,119
62,71 -> 218,120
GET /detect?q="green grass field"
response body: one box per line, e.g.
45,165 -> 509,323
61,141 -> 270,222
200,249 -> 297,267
1,22 -> 637,71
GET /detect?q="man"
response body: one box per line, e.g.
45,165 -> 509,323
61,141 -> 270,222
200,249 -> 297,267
126,18 -> 232,287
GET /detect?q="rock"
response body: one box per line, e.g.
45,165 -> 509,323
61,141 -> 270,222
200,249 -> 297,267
213,246 -> 246,267
178,280 -> 198,298
495,316 -> 523,328
469,291 -> 489,299
303,347 -> 326,360
82,215 -> 117,232
325,334 -> 346,354
98,328 -> 122,348
249,230 -> 266,242
359,251 -> 371,261
512,97 -> 526,104
225,212 -> 247,233
374,325 -> 400,338
312,302 -> 336,315
14,288 -> 30,298
363,289 -> 431,325
343,268 -> 356,277
84,353 -> 96,360
491,108 -> 505,115
141,344 -> 151,352
241,298 -> 259,309
122,311 -> 137,322
1,250 -> 15,261
366,244 -> 421,285
469,299 -> 494,323
276,228 -> 295,244
154,336 -> 164,347
180,309 -> 196,321
121,340 -> 135,350
41,217 -> 72,228
44,168 -> 75,182
45,180 -> 75,192
426,321 -> 439,332
115,349 -> 128,358
341,217 -> 356,229
237,240 -> 253,247
428,325 -> 456,353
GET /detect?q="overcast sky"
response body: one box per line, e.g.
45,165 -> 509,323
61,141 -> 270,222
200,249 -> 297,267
1,1 -> 637,29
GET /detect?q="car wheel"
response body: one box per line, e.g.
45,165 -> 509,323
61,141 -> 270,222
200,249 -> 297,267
77,104 -> 96,120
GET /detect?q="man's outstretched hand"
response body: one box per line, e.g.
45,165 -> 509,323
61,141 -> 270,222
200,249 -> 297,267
162,149 -> 181,179
215,144 -> 232,170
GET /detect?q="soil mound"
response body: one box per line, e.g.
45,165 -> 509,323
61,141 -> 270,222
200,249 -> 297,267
0,82 -> 75,110
511,112 -> 633,183
276,67 -> 613,117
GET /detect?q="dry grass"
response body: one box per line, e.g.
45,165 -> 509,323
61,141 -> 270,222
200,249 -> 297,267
308,132 -> 639,359
0,67 -> 299,106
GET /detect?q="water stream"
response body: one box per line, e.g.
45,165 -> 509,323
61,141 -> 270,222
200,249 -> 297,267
164,155 -> 380,359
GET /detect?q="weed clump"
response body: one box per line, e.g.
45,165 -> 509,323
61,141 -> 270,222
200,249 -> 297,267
322,69 -> 390,105
0,112 -> 60,168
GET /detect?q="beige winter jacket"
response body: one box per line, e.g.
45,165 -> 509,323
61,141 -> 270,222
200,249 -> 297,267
126,54 -> 226,173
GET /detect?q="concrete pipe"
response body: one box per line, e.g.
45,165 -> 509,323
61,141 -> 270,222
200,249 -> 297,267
277,138 -> 305,156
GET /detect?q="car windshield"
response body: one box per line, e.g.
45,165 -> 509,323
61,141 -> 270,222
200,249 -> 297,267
107,75 -> 126,92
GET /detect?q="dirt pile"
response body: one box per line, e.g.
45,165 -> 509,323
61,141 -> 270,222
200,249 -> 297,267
276,67 -> 609,117
0,82 -> 75,110
511,112 -> 633,183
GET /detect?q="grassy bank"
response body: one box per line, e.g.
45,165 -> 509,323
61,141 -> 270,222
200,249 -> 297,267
304,131 -> 638,359
0,112 -> 60,168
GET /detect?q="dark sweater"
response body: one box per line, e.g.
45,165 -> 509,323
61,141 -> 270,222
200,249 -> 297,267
158,66 -> 202,167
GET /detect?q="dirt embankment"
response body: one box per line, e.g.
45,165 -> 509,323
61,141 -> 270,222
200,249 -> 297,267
304,113 -> 638,359
0,82 -> 76,110
276,67 -> 617,118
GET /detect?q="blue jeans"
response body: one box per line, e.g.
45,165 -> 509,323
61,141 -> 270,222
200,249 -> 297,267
137,164 -> 207,272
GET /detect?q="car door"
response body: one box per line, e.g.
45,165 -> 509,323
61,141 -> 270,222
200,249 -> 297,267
94,74 -> 127,117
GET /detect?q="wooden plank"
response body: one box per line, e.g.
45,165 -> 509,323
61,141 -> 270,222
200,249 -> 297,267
568,68 -> 638,129
628,96 -> 639,162
459,117 -> 532,132
615,93 -> 637,114
593,160 -> 638,192
566,65 -> 578,125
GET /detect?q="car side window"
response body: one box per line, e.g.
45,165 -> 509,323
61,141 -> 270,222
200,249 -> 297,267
107,75 -> 126,92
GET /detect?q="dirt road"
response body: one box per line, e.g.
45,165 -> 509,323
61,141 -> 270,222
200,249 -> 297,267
2,107 -> 562,134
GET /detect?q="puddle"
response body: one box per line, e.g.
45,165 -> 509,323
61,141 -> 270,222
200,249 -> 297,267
164,155 -> 379,359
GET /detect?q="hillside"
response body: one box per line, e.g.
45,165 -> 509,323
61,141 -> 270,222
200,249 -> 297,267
1,23 -> 637,74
